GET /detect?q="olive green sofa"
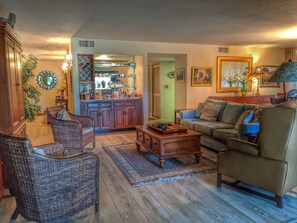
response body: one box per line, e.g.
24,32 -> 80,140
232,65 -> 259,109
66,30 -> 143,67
217,101 -> 297,208
179,98 -> 272,152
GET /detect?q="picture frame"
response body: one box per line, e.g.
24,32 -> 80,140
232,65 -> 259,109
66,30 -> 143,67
175,68 -> 185,82
191,66 -> 212,87
260,65 -> 280,88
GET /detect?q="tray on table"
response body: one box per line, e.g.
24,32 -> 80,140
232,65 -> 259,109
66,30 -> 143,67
147,123 -> 188,134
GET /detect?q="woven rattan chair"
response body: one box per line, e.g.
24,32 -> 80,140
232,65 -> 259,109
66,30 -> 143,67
0,132 -> 99,222
46,106 -> 95,154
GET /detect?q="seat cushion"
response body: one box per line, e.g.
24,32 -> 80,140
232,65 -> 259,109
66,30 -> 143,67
56,109 -> 71,120
193,120 -> 234,136
213,128 -> 238,142
221,103 -> 245,125
180,119 -> 201,130
200,103 -> 222,122
82,127 -> 94,135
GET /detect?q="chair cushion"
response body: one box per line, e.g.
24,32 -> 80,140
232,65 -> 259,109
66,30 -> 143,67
213,128 -> 238,142
234,110 -> 253,130
194,103 -> 205,118
200,103 -> 222,122
56,109 -> 71,120
221,103 -> 245,125
206,99 -> 227,121
194,121 -> 234,136
82,127 -> 94,135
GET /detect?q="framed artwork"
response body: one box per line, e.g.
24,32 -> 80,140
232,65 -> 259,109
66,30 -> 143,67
191,66 -> 212,87
260,65 -> 280,88
175,68 -> 185,82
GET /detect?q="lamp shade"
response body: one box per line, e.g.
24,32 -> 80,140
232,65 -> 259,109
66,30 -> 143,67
269,62 -> 297,82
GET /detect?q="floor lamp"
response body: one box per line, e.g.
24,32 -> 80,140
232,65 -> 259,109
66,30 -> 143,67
269,60 -> 297,100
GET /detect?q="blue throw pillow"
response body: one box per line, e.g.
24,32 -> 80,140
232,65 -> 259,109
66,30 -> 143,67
234,110 -> 253,130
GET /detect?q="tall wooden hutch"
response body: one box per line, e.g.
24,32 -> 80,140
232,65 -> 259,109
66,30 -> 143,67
0,23 -> 26,200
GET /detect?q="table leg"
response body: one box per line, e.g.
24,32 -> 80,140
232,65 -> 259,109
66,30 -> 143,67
195,154 -> 201,163
136,143 -> 140,151
159,158 -> 165,168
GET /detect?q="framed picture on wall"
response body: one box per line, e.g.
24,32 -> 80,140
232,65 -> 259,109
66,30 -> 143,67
191,66 -> 212,87
175,68 -> 185,82
260,65 -> 280,88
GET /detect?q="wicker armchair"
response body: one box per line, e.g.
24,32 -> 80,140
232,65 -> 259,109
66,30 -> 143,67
0,132 -> 99,222
46,106 -> 95,153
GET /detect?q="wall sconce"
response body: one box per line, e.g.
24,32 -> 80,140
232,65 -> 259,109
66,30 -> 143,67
62,54 -> 72,72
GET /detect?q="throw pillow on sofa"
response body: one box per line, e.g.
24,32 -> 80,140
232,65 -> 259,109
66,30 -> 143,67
195,103 -> 205,118
56,109 -> 71,120
206,99 -> 227,121
234,110 -> 253,130
200,103 -> 221,122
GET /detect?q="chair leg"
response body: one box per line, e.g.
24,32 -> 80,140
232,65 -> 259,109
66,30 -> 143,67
217,173 -> 222,187
11,207 -> 19,220
95,203 -> 99,213
276,195 -> 284,208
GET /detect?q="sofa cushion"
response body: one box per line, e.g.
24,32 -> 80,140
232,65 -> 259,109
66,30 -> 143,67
244,104 -> 258,111
221,103 -> 245,125
193,121 -> 234,136
195,103 -> 205,118
200,103 -> 221,122
206,99 -> 227,121
213,128 -> 238,142
234,110 -> 253,130
180,119 -> 201,130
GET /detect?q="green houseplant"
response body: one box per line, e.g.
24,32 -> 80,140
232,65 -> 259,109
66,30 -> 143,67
22,54 -> 42,121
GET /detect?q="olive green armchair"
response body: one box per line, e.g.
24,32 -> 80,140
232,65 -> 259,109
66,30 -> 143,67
217,104 -> 297,208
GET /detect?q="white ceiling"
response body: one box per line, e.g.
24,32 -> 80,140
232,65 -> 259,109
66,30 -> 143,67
1,0 -> 297,60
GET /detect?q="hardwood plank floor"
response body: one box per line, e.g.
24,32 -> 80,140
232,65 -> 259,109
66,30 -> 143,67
0,116 -> 297,223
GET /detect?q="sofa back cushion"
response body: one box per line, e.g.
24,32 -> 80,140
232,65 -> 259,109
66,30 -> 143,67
206,99 -> 227,121
200,103 -> 222,122
221,103 -> 245,125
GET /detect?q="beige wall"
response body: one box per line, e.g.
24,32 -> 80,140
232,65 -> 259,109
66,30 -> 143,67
28,59 -> 65,113
71,38 -> 286,120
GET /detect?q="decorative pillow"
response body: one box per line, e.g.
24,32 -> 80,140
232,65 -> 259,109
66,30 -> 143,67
206,99 -> 227,121
56,109 -> 71,120
234,110 -> 254,130
252,107 -> 261,122
199,103 -> 221,122
195,103 -> 205,118
33,147 -> 45,155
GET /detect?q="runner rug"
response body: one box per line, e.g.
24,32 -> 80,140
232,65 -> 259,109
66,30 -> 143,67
103,143 -> 217,187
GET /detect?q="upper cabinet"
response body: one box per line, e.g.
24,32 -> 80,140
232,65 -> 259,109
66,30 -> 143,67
78,54 -> 136,100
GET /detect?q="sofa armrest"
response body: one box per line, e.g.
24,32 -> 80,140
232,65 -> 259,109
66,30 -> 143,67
227,138 -> 259,156
179,110 -> 196,120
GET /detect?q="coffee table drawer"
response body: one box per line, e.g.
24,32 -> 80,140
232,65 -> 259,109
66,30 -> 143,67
162,138 -> 199,156
144,133 -> 151,147
137,130 -> 144,142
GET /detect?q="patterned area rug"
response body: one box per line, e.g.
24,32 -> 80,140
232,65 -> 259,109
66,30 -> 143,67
103,143 -> 217,187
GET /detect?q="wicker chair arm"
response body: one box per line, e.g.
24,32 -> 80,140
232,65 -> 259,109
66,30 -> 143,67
69,113 -> 94,128
30,153 -> 99,219
34,143 -> 65,156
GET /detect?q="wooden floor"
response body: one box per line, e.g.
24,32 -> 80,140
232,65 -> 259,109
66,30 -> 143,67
1,116 -> 297,223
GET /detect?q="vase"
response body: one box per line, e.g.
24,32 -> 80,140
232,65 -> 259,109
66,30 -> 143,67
241,85 -> 248,96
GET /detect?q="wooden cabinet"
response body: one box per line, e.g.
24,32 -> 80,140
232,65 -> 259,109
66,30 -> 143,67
0,23 -> 26,200
81,98 -> 142,131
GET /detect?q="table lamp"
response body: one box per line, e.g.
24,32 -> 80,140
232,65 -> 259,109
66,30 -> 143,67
252,66 -> 263,96
268,59 -> 297,100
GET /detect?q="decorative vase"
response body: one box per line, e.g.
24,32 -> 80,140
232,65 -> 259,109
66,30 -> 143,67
241,85 -> 248,96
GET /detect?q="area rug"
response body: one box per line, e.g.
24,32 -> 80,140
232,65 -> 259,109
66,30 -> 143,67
103,143 -> 217,187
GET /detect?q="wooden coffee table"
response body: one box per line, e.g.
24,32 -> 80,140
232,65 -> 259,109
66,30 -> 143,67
135,125 -> 202,168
